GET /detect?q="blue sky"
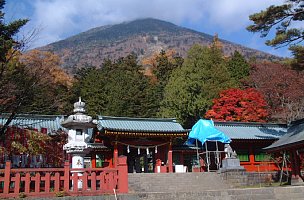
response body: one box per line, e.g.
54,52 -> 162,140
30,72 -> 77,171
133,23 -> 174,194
4,0 -> 291,57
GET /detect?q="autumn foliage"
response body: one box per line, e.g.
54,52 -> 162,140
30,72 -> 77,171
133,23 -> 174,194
205,88 -> 269,122
249,62 -> 304,123
0,127 -> 66,167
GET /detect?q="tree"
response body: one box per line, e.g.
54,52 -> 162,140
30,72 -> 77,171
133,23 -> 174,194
247,1 -> 304,70
249,62 -> 304,123
205,88 -> 269,122
289,45 -> 304,70
72,54 -> 159,118
227,51 -> 250,85
0,50 -> 73,138
1,127 -> 67,167
0,0 -> 29,137
0,0 -> 28,79
19,50 -> 73,113
159,44 -> 236,128
247,0 -> 303,48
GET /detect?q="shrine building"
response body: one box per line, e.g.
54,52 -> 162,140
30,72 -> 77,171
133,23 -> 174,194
0,112 -> 290,173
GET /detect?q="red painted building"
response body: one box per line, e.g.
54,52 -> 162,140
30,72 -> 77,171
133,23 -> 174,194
264,119 -> 304,184
0,114 -> 289,173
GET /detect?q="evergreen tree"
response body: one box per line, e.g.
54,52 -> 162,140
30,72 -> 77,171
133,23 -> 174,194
247,0 -> 303,48
227,51 -> 250,84
153,50 -> 183,85
72,54 -> 159,118
247,0 -> 303,69
290,45 -> 304,71
159,44 -> 236,128
0,0 -> 28,77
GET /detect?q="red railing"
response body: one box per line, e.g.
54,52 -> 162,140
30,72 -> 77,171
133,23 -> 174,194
0,157 -> 128,198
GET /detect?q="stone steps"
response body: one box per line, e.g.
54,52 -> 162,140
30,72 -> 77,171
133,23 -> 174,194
128,172 -> 230,193
34,185 -> 304,200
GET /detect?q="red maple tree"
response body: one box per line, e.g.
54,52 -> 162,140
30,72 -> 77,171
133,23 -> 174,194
249,62 -> 304,123
205,88 -> 269,122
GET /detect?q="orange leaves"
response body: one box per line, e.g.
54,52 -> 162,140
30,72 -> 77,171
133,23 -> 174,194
205,88 -> 269,122
20,50 -> 73,87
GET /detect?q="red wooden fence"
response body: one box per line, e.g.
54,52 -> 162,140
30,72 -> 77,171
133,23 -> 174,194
0,156 -> 128,198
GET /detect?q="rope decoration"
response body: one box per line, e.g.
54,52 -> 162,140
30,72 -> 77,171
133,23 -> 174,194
115,141 -> 169,154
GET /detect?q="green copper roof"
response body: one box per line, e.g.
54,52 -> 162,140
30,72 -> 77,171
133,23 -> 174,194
214,121 -> 287,140
0,114 -> 66,134
265,120 -> 304,151
98,116 -> 188,133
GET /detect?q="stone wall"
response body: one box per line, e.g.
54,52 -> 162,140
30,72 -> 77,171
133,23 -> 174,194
219,169 -> 290,187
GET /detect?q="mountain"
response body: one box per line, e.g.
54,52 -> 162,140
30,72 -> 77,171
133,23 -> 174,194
40,18 -> 280,72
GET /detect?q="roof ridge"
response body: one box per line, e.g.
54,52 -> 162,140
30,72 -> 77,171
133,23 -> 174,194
214,121 -> 287,128
1,113 -> 65,119
98,115 -> 178,122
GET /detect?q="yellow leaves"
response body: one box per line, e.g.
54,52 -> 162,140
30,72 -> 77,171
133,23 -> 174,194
25,130 -> 51,155
11,141 -> 27,154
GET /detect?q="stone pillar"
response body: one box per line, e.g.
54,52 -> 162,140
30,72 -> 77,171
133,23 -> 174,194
72,154 -> 84,188
167,142 -> 173,173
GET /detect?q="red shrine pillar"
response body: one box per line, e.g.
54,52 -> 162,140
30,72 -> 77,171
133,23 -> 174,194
290,150 -> 303,185
91,152 -> 96,168
167,141 -> 173,173
113,142 -> 118,168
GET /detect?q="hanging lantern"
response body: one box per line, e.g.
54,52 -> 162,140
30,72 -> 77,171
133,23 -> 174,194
146,148 -> 149,155
138,147 -> 140,155
155,146 -> 158,153
127,145 -> 130,153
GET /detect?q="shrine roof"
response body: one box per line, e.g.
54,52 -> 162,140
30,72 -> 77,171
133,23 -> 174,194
98,116 -> 188,133
0,114 -> 66,135
214,121 -> 287,140
264,119 -> 304,151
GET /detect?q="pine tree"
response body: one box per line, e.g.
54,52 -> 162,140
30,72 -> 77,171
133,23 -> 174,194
247,0 -> 304,48
247,0 -> 303,69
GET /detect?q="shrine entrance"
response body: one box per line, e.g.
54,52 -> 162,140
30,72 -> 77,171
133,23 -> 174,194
126,147 -> 154,173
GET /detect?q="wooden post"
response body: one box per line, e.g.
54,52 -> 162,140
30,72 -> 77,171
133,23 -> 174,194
167,142 -> 173,173
35,173 -> 41,193
113,142 -> 118,168
25,173 -> 30,194
54,172 -> 60,192
91,172 -> 96,192
117,156 -> 128,193
45,172 -> 51,193
64,161 -> 70,192
249,146 -> 255,167
14,173 -> 21,194
3,161 -> 11,194
91,152 -> 96,168
290,150 -> 303,184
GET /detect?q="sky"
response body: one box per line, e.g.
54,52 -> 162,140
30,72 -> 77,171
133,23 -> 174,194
4,0 -> 291,57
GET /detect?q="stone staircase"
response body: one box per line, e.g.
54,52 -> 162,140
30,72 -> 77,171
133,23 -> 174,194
128,172 -> 231,193
124,172 -> 304,200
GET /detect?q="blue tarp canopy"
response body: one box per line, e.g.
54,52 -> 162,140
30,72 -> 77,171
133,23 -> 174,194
188,119 -> 231,144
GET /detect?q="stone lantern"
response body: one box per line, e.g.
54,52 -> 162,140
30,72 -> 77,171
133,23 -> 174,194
62,97 -> 96,188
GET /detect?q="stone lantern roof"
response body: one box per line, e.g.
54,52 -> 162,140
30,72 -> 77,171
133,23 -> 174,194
61,97 -> 97,128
